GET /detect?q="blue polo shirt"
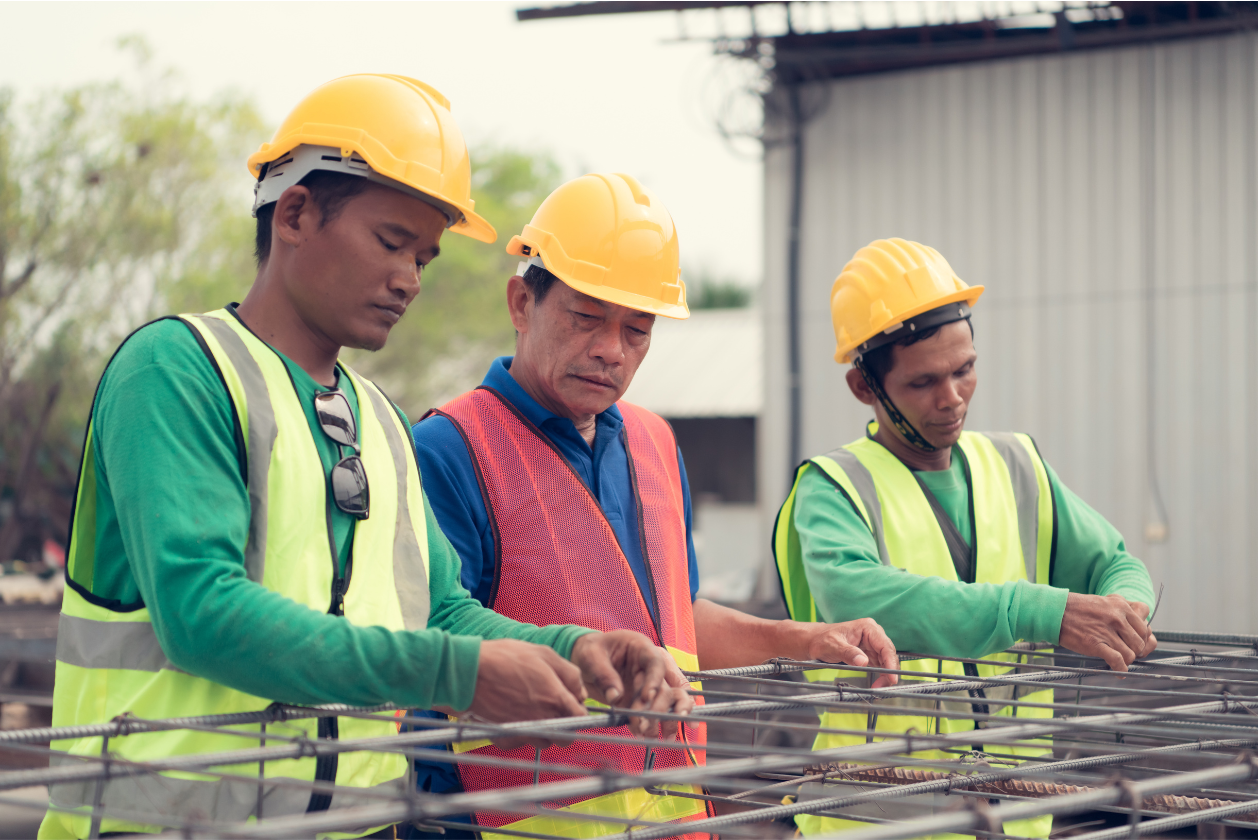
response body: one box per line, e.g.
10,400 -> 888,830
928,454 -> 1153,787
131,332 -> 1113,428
408,356 -> 700,802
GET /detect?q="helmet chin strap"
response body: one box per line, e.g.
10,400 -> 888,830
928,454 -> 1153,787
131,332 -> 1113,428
852,355 -> 938,453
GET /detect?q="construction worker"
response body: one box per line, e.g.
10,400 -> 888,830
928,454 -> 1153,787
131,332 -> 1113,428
774,238 -> 1158,837
411,173 -> 901,839
39,77 -> 690,840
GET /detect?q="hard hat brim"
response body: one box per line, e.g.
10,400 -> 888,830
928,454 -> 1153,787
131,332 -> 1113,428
836,285 -> 983,363
507,234 -> 690,319
557,273 -> 691,320
247,137 -> 497,244
449,210 -> 497,244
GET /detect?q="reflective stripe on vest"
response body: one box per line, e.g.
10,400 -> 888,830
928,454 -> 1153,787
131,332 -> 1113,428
772,429 -> 1056,839
430,388 -> 711,837
44,309 -> 429,838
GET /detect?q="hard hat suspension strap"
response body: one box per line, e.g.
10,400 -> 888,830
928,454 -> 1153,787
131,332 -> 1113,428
851,354 -> 939,453
252,144 -> 463,226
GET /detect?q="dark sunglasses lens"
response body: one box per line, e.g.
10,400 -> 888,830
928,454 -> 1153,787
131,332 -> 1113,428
315,391 -> 357,448
331,456 -> 369,519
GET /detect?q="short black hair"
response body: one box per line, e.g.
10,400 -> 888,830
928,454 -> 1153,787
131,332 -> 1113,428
254,171 -> 372,266
860,320 -> 975,387
522,263 -> 561,304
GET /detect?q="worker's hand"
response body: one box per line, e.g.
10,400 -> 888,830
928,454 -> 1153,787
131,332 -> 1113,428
569,630 -> 694,738
1058,593 -> 1158,672
456,638 -> 589,750
805,617 -> 900,689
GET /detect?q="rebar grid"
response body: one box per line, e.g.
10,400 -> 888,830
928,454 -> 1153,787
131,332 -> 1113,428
9,633 -> 1258,839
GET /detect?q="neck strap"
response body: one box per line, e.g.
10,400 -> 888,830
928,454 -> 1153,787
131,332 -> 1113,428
852,355 -> 938,453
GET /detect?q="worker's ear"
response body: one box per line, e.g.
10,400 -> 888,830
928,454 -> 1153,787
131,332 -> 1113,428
506,274 -> 532,335
846,366 -> 877,407
273,185 -> 317,249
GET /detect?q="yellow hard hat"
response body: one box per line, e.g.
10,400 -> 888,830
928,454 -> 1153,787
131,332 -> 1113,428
246,74 -> 496,243
831,237 -> 983,363
506,173 -> 688,319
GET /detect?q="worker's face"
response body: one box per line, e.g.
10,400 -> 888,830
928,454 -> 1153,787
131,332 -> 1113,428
853,321 -> 978,450
508,275 -> 655,419
279,182 -> 446,352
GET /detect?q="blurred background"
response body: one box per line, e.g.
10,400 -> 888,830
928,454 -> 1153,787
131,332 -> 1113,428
0,3 -> 1256,770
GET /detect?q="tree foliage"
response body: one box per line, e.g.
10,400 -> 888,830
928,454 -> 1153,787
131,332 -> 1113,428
685,266 -> 753,310
0,50 -> 564,563
0,51 -> 265,563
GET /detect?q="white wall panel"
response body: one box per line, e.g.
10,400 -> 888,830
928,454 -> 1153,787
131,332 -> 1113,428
760,32 -> 1258,631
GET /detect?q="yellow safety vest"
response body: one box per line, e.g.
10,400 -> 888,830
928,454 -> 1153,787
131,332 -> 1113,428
40,309 -> 430,839
774,428 -> 1056,839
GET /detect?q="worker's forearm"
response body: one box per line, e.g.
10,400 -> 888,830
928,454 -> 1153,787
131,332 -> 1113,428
148,575 -> 483,710
431,593 -> 594,659
1085,552 -> 1155,607
693,598 -> 816,670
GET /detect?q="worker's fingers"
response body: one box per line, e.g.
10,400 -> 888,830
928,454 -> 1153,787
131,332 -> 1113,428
642,684 -> 692,738
861,622 -> 901,689
629,648 -> 669,709
1129,601 -> 1150,621
868,651 -> 899,689
631,683 -> 678,738
663,664 -> 688,688
572,636 -> 626,706
816,634 -> 869,669
671,683 -> 695,716
1122,603 -> 1153,643
1111,611 -> 1149,660
823,619 -> 900,689
550,676 -> 590,720
1140,631 -> 1159,658
623,664 -> 688,738
1097,641 -> 1131,673
544,648 -> 590,712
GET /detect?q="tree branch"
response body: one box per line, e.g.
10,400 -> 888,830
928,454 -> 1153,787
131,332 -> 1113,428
0,259 -> 37,302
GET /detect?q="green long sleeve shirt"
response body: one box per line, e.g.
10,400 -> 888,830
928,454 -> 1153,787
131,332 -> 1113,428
78,317 -> 591,713
794,443 -> 1155,658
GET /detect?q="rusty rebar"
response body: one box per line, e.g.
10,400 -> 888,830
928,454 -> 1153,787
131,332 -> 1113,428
805,763 -> 1258,824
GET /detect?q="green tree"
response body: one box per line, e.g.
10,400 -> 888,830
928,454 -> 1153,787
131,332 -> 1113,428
685,266 -> 753,310
0,54 -> 562,563
343,147 -> 563,419
0,49 -> 265,563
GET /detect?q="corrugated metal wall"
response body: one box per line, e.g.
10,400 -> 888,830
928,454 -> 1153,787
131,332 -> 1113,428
760,31 -> 1258,632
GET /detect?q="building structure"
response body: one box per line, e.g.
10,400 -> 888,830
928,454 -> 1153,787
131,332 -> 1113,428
519,1 -> 1258,630
755,1 -> 1258,631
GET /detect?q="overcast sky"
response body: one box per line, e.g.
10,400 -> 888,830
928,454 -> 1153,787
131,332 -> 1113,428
0,1 -> 764,285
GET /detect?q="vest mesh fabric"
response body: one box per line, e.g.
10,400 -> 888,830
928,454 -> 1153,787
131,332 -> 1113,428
432,388 -> 709,835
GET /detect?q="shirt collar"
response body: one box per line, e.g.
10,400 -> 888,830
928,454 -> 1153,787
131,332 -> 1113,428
481,356 -> 624,433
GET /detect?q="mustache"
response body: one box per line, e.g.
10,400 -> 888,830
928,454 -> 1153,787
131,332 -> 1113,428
568,366 -> 623,388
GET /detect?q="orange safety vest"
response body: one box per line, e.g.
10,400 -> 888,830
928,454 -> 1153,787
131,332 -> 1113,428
429,387 -> 711,837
